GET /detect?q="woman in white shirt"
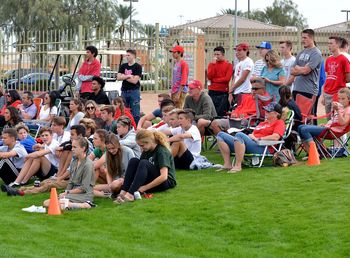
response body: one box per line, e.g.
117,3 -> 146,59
66,99 -> 85,131
38,92 -> 58,122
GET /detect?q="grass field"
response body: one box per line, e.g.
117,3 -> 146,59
0,151 -> 349,258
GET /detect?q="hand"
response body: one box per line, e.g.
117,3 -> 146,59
249,134 -> 258,141
211,57 -> 217,64
332,102 -> 339,111
33,144 -> 42,151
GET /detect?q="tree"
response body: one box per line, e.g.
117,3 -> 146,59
264,0 -> 307,28
219,0 -> 307,28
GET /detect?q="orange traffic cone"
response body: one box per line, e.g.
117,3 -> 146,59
48,188 -> 62,215
307,141 -> 320,166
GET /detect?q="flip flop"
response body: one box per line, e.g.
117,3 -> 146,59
227,167 -> 242,174
215,167 -> 232,172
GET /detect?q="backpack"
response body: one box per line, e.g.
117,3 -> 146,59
272,149 -> 297,167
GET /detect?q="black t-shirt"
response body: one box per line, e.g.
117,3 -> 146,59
118,62 -> 142,91
88,90 -> 110,105
141,145 -> 176,188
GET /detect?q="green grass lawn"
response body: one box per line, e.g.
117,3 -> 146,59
0,151 -> 350,258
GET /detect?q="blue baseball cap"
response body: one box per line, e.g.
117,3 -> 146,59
256,41 -> 272,49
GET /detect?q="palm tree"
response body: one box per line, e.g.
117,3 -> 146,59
219,8 -> 245,16
114,4 -> 140,47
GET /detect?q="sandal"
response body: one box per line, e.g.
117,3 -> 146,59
215,167 -> 232,172
227,167 -> 242,174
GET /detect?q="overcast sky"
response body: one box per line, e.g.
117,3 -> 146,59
131,0 -> 349,28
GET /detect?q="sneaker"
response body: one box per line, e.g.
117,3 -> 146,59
22,205 -> 46,213
3,185 -> 23,196
1,184 -> 7,192
8,182 -> 20,188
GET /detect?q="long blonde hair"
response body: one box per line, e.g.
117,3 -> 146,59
265,50 -> 282,68
136,129 -> 170,151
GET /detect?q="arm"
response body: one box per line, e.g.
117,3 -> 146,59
195,98 -> 214,120
291,65 -> 312,76
117,73 -> 130,81
168,132 -> 192,143
27,149 -> 51,159
137,113 -> 156,130
249,133 -> 281,141
284,74 -> 295,86
138,167 -> 168,193
94,155 -> 106,170
264,75 -> 286,86
207,63 -> 215,80
0,150 -> 18,159
346,72 -> 350,83
211,63 -> 233,83
126,75 -> 141,85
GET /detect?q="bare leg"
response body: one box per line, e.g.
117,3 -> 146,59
57,151 -> 72,177
22,156 -> 51,183
142,121 -> 152,129
217,141 -> 232,169
232,141 -> 245,171
170,141 -> 187,157
210,119 -> 223,135
110,178 -> 124,193
14,158 -> 35,183
197,119 -> 211,137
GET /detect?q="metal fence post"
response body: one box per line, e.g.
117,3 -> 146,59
154,23 -> 160,93
78,25 -> 83,50
229,25 -> 233,63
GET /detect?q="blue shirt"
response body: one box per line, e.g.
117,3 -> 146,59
261,66 -> 285,102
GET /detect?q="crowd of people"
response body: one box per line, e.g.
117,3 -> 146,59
0,28 -> 350,212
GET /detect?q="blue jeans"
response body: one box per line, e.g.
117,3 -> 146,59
216,132 -> 265,154
298,124 -> 325,142
122,89 -> 140,124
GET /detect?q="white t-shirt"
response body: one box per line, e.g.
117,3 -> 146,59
281,56 -> 296,81
171,125 -> 201,157
44,139 -> 60,167
53,131 -> 71,144
252,59 -> 265,77
0,142 -> 28,169
39,106 -> 58,120
234,57 -> 254,94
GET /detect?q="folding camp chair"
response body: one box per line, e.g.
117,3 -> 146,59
33,97 -> 43,119
295,94 -> 316,124
232,110 -> 295,167
314,123 -> 350,159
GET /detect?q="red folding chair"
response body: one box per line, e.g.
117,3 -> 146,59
314,123 -> 350,159
295,94 -> 317,124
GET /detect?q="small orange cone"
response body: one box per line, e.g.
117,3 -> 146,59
307,141 -> 320,166
48,188 -> 62,215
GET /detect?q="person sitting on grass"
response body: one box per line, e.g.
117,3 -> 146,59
113,97 -> 136,129
43,137 -> 95,210
164,109 -> 201,170
100,105 -> 117,133
79,118 -> 97,142
65,99 -> 85,131
16,123 -> 36,154
8,126 -> 60,187
3,106 -> 23,130
116,116 -> 141,158
55,125 -> 94,179
94,133 -> 134,198
298,87 -> 350,155
147,105 -> 175,132
51,116 -> 71,145
115,129 -> 176,204
216,102 -> 286,173
0,129 -> 28,186
136,94 -> 173,130
84,100 -> 103,128
89,129 -> 108,182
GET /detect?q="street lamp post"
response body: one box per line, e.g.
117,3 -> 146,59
124,0 -> 139,47
341,10 -> 350,22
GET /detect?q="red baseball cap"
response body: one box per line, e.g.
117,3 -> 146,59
170,45 -> 184,53
188,80 -> 202,90
234,43 -> 249,51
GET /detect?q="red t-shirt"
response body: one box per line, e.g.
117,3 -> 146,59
114,108 -> 136,129
324,55 -> 350,95
78,59 -> 101,93
253,119 -> 286,138
207,60 -> 233,92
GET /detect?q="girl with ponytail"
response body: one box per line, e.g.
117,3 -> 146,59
115,129 -> 176,204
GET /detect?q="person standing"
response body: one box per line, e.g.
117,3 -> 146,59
207,46 -> 233,116
77,46 -> 101,99
287,29 -> 323,104
321,36 -> 350,115
170,45 -> 189,109
252,41 -> 272,77
229,43 -> 254,106
279,40 -> 296,89
117,49 -> 142,124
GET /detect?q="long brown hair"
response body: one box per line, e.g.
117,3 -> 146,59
70,98 -> 83,118
136,129 -> 170,151
105,133 -> 123,179
113,97 -> 125,115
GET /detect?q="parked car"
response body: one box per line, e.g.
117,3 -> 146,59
1,68 -> 47,86
6,72 -> 51,90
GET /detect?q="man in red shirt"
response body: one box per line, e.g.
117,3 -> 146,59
207,46 -> 233,116
321,36 -> 350,115
77,46 -> 101,99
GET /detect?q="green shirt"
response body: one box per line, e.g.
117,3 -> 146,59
93,147 -> 105,159
141,145 -> 176,187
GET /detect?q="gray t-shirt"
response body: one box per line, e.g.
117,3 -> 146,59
293,47 -> 322,95
0,142 -> 28,168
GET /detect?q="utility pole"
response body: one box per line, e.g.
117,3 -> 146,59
341,10 -> 350,22
124,0 -> 139,47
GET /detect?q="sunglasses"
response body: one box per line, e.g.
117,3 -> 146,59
86,106 -> 95,110
252,87 -> 262,90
